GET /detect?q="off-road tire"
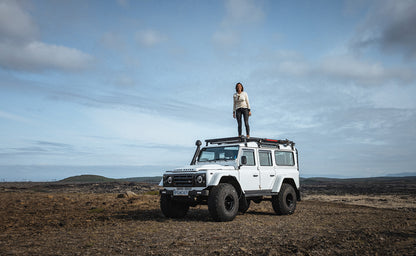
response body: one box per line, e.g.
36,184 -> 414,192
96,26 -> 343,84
208,183 -> 239,222
160,194 -> 189,218
272,183 -> 296,215
238,196 -> 251,213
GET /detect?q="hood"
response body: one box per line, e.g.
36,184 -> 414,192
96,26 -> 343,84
170,164 -> 235,173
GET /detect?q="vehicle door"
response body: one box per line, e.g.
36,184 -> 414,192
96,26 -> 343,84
274,150 -> 297,179
238,149 -> 260,191
258,150 -> 275,190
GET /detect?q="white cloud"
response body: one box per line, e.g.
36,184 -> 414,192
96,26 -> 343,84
0,110 -> 33,124
212,30 -> 240,49
100,32 -> 125,51
320,55 -> 415,85
277,60 -> 311,76
368,84 -> 416,109
84,108 -> 234,165
319,55 -> 385,84
113,74 -> 135,87
135,29 -> 167,47
212,0 -> 265,49
0,0 -> 93,71
223,0 -> 265,26
271,53 -> 415,85
0,41 -> 93,71
351,0 -> 416,58
0,0 -> 38,42
117,0 -> 129,8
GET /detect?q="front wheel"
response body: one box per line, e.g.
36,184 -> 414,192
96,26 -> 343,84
208,184 -> 239,222
272,183 -> 297,215
160,195 -> 189,218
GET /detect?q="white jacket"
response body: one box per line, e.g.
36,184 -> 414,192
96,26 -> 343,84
233,91 -> 250,112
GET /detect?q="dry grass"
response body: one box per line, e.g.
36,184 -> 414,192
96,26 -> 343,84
303,194 -> 416,210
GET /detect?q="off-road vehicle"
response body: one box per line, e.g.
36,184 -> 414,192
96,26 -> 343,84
160,136 -> 300,221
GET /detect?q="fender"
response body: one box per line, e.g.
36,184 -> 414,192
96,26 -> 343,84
207,171 -> 239,187
207,172 -> 223,186
272,176 -> 285,193
271,173 -> 300,193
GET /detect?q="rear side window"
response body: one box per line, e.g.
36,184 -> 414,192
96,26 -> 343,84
259,150 -> 272,166
275,151 -> 295,166
242,150 -> 256,166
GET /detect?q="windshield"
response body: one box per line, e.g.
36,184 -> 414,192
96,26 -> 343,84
198,146 -> 239,162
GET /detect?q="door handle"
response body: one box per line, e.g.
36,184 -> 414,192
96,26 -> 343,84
270,175 -> 275,177
253,175 -> 258,177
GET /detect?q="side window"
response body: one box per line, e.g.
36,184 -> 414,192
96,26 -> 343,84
242,150 -> 255,166
275,151 -> 295,166
259,150 -> 272,166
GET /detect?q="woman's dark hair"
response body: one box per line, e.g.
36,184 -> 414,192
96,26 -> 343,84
235,82 -> 244,92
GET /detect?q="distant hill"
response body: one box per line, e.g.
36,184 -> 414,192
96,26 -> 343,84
59,175 -> 117,183
121,176 -> 162,184
301,176 -> 416,185
59,175 -> 162,184
386,172 -> 416,177
60,174 -> 415,185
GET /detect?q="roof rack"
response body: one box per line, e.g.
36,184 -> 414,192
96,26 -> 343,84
205,136 -> 295,149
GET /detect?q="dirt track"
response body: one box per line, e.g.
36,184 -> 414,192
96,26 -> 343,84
0,182 -> 415,255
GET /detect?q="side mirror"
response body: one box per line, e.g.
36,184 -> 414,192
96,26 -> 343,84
240,156 -> 247,166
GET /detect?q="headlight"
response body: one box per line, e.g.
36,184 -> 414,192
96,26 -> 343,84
194,174 -> 206,186
163,175 -> 173,186
196,175 -> 204,184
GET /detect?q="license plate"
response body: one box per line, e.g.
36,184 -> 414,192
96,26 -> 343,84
173,190 -> 189,196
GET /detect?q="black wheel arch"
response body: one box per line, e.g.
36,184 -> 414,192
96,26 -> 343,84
213,176 -> 243,199
282,178 -> 301,201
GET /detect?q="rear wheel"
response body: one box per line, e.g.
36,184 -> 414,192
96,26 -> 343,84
208,184 -> 239,222
160,194 -> 189,218
272,183 -> 297,215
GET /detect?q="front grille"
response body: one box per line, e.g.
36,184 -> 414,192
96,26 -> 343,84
173,168 -> 196,173
173,175 -> 194,187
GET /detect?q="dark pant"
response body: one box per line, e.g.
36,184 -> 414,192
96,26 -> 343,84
236,108 -> 250,136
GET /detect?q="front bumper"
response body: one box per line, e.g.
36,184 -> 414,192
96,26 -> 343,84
160,189 -> 210,197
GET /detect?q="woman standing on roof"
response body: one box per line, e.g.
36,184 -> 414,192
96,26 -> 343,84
233,82 -> 251,138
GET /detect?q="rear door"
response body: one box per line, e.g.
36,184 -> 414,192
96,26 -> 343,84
258,150 -> 275,190
238,149 -> 260,191
275,150 -> 298,187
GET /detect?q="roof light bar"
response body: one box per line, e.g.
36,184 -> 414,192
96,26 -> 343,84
264,139 -> 279,142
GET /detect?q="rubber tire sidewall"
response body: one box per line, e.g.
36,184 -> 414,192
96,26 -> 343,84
272,183 -> 297,215
208,183 -> 239,222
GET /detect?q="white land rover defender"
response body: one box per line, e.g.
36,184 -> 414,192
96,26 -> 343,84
160,137 -> 300,222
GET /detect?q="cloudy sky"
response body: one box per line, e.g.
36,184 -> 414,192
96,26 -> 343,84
1,0 -> 415,181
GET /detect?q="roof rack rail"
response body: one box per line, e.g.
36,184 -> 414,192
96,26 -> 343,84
205,137 -> 244,146
205,136 -> 295,148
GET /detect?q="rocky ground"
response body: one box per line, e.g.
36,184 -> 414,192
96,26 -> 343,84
0,179 -> 415,255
